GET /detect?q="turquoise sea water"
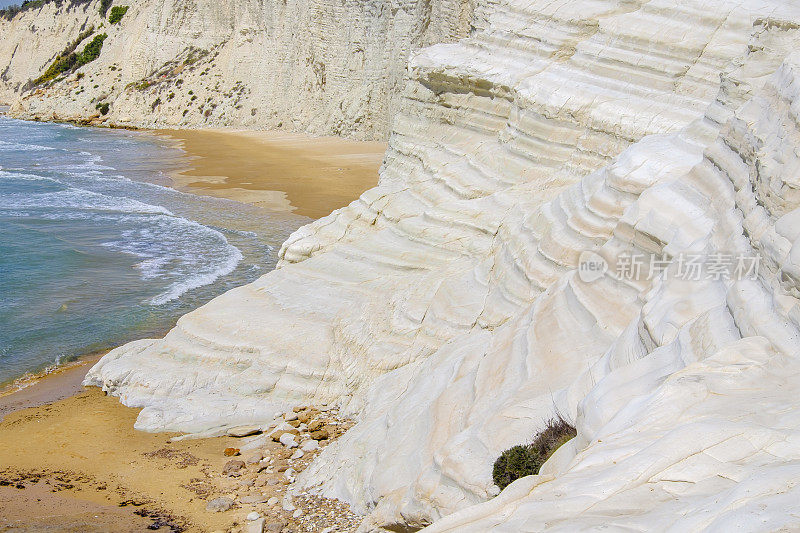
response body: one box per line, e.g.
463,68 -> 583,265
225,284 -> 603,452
0,117 -> 308,385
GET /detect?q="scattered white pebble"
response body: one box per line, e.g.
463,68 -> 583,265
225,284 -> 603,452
279,433 -> 298,448
300,439 -> 319,452
246,511 -> 260,521
267,496 -> 279,506
246,518 -> 265,533
291,449 -> 305,460
246,452 -> 264,464
293,509 -> 303,518
282,495 -> 296,512
271,421 -> 295,433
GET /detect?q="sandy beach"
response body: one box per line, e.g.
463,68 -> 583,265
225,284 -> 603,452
157,129 -> 386,219
0,384 -> 244,532
0,128 -> 383,532
0,372 -> 359,533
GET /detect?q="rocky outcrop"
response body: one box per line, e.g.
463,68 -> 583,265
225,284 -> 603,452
424,49 -> 800,527
85,0 -> 800,531
0,0 -> 472,139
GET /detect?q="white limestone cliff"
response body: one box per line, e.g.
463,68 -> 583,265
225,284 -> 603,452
81,0 -> 800,531
0,0 -> 471,138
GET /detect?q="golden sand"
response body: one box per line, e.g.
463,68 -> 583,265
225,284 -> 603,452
156,129 -> 386,219
0,371 -> 247,532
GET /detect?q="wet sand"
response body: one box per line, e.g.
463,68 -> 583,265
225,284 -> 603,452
157,129 -> 386,219
0,356 -> 100,423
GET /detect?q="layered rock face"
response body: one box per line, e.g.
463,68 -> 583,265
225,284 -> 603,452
423,33 -> 800,532
0,0 -> 471,138
84,0 -> 800,531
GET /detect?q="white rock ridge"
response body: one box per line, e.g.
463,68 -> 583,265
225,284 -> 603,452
83,0 -> 800,531
0,0 -> 472,139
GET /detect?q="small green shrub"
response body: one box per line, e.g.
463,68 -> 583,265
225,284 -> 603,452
128,79 -> 153,91
108,5 -> 128,24
75,33 -> 107,68
492,417 -> 576,491
35,53 -> 77,85
95,102 -> 110,115
99,0 -> 112,15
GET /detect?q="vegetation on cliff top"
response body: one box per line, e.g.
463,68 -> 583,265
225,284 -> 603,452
1,0 -> 91,21
492,417 -> 577,490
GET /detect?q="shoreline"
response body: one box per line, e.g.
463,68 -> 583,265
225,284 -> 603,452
0,121 -> 385,401
1,113 -> 385,219
152,128 -> 385,219
0,121 -> 386,409
0,326 -> 173,422
0,353 -> 101,422
0,123 -> 383,532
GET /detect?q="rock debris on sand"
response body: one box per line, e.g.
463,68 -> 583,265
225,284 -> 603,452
204,404 -> 359,532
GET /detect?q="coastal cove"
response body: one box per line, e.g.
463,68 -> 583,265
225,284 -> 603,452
7,0 -> 800,531
0,116 -> 384,390
0,116 -> 296,387
0,117 -> 383,531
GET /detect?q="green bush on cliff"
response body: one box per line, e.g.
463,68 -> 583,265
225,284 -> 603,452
108,5 -> 128,24
75,33 -> 107,68
34,30 -> 105,85
33,27 -> 95,85
35,53 -> 78,85
492,417 -> 576,491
